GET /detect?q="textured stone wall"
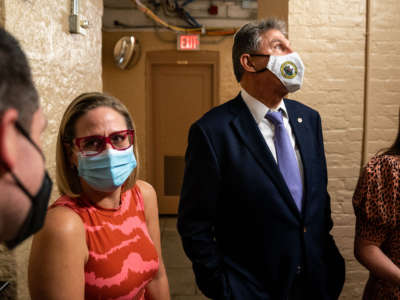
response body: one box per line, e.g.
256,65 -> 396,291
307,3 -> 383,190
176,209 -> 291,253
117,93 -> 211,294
1,1 -> 103,299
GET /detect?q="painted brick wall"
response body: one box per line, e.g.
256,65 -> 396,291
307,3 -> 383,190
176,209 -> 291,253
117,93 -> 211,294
0,1 -> 103,299
288,2 -> 366,297
367,0 -> 400,157
287,0 -> 400,299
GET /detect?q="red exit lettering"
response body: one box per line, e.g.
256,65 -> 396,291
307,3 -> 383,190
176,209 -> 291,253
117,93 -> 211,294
178,34 -> 200,51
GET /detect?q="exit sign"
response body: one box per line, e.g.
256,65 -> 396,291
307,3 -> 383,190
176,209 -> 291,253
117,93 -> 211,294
177,34 -> 200,51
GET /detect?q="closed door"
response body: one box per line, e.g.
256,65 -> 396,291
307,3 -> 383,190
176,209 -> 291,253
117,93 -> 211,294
150,63 -> 214,214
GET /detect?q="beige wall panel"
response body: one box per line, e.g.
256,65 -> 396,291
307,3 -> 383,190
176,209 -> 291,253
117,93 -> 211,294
103,31 -> 239,180
258,0 -> 288,25
2,1 -> 103,299
0,2 -> 4,26
289,0 -> 367,299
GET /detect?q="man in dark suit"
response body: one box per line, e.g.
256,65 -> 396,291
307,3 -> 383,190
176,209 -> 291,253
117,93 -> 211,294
177,18 -> 345,300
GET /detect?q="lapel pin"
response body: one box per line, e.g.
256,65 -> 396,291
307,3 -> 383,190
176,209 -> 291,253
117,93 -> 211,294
297,117 -> 303,123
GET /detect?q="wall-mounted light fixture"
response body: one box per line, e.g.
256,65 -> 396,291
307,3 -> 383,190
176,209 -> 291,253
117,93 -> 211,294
69,0 -> 89,35
113,36 -> 141,70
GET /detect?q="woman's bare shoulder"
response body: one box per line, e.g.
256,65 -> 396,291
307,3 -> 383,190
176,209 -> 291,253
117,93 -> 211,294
37,206 -> 85,242
135,180 -> 157,199
135,180 -> 158,214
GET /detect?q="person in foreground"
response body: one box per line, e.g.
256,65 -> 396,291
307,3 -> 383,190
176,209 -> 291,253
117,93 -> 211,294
0,28 -> 52,249
353,108 -> 400,299
177,18 -> 345,299
29,93 -> 170,300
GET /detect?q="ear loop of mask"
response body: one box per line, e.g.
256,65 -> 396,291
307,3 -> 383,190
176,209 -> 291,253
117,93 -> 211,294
255,67 -> 269,74
14,122 -> 45,160
1,161 -> 36,200
248,54 -> 270,74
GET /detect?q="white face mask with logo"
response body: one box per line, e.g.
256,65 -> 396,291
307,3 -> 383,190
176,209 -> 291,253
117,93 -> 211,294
256,52 -> 305,93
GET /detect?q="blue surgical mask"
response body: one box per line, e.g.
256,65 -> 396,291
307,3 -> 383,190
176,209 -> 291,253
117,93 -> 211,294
77,146 -> 136,192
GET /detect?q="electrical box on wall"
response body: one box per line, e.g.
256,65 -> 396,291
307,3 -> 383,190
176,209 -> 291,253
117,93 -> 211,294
69,0 -> 89,35
69,14 -> 89,35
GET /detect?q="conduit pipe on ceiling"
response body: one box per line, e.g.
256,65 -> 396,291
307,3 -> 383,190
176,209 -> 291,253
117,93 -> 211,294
133,0 -> 201,32
131,0 -> 237,35
361,0 -> 371,168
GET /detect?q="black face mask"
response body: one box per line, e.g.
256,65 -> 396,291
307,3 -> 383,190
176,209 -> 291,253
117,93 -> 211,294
3,122 -> 53,249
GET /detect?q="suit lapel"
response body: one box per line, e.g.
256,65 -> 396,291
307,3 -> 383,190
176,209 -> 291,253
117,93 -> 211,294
230,97 -> 302,220
285,100 -> 313,216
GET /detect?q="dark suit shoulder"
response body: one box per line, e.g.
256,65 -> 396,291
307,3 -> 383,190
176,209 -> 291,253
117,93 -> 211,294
284,98 -> 322,128
284,98 -> 319,116
194,95 -> 242,131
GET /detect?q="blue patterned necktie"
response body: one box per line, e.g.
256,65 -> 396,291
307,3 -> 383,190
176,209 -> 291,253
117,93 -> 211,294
265,110 -> 303,211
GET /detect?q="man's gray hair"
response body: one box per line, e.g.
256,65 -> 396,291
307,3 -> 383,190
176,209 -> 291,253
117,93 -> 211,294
232,18 -> 287,82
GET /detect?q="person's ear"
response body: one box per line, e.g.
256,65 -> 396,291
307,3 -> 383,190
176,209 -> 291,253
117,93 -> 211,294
240,53 -> 257,73
0,109 -> 19,171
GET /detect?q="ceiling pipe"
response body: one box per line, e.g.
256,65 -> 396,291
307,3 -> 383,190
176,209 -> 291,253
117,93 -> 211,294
131,0 -> 236,35
72,0 -> 79,15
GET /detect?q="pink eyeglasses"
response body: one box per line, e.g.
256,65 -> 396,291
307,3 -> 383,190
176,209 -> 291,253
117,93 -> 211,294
74,129 -> 134,156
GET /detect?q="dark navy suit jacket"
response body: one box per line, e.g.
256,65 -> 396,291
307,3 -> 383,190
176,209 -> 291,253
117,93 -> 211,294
178,94 -> 345,300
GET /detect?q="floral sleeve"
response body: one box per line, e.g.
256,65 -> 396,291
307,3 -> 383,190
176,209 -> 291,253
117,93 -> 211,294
352,155 -> 400,245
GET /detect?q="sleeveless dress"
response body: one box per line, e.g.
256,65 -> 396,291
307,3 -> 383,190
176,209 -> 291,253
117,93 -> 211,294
50,185 -> 159,300
353,155 -> 400,299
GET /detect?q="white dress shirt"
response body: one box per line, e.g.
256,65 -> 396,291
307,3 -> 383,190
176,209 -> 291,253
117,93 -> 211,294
241,89 -> 304,183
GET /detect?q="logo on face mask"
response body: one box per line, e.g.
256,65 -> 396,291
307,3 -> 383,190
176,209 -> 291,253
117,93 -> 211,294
265,52 -> 305,93
280,61 -> 298,79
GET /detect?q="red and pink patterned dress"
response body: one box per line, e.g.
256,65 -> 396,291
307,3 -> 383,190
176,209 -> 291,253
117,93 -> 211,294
50,185 -> 159,300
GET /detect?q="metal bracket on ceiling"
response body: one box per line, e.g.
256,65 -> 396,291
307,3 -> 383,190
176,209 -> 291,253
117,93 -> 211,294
69,0 -> 89,35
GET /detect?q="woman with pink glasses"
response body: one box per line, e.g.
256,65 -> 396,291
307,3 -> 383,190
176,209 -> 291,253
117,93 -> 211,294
29,92 -> 170,300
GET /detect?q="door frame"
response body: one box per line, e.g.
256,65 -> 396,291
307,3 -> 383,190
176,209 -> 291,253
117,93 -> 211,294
145,50 -> 219,214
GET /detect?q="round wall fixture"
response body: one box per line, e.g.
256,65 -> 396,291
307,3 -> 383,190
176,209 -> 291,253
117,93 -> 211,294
113,36 -> 141,70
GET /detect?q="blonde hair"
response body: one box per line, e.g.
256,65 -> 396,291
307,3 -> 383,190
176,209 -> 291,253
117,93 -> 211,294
56,92 -> 139,197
